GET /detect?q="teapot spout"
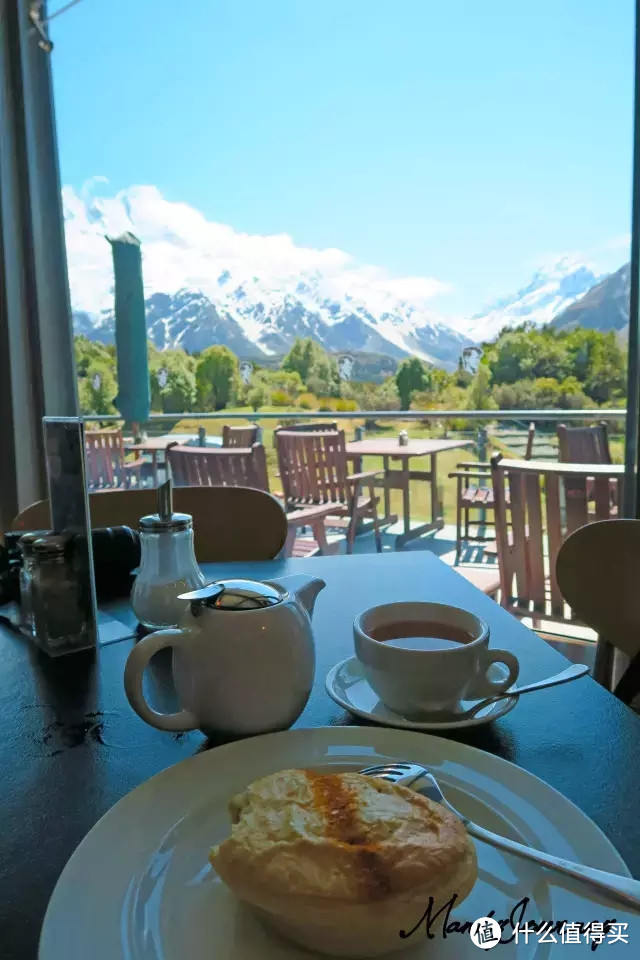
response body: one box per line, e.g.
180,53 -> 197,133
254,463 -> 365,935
295,576 -> 326,618
270,574 -> 326,619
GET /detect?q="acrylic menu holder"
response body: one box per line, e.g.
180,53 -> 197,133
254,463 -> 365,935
43,418 -> 134,650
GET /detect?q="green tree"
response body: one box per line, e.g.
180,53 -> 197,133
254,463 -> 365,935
78,361 -> 117,415
466,363 -> 496,410
395,357 -> 431,409
375,377 -> 401,409
282,337 -> 340,396
195,345 -> 239,411
248,384 -> 269,412
74,335 -> 116,377
149,347 -> 196,413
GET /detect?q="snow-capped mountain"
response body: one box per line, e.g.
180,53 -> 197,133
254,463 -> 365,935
463,257 -> 601,343
552,262 -> 630,334
64,182 -> 471,369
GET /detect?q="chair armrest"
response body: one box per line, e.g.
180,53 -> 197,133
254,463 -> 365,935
346,470 -> 385,483
124,457 -> 146,470
285,503 -> 340,523
456,460 -> 491,469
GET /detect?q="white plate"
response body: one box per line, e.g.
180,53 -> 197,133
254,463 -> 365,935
326,656 -> 518,730
39,726 -> 636,959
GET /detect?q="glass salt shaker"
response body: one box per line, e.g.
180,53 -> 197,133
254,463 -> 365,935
18,531 -> 48,635
32,536 -> 86,652
131,479 -> 206,629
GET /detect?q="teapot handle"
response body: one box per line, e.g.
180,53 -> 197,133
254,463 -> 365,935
124,629 -> 198,732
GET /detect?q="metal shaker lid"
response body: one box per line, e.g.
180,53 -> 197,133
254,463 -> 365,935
140,478 -> 192,532
139,512 -> 192,532
19,530 -> 52,556
32,535 -> 66,559
178,579 -> 283,612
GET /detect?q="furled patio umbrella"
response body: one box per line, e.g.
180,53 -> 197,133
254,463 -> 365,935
107,232 -> 150,439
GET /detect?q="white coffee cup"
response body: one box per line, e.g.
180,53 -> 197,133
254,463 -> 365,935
353,601 -> 519,716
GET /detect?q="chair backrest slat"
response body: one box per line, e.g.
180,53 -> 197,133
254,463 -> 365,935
491,456 -> 622,620
593,476 -> 612,521
524,472 -> 545,608
544,472 -> 564,615
275,429 -> 348,506
222,425 -> 259,448
85,429 -> 126,489
491,458 -> 513,602
564,476 -> 589,535
557,422 -> 612,464
506,469 -> 529,603
275,421 -> 338,433
166,444 -> 269,492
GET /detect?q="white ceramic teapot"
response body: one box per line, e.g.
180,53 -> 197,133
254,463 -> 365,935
123,574 -> 325,736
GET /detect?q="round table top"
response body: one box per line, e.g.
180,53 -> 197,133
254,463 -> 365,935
1,550 -> 639,958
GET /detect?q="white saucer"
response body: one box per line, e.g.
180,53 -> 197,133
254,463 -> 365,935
325,656 -> 518,730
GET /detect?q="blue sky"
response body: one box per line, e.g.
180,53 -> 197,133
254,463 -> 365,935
51,0 -> 634,316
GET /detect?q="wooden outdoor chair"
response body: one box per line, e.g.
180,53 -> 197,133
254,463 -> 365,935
222,424 -> 259,447
557,421 -> 616,509
167,443 -> 268,489
448,422 -> 535,563
275,421 -> 338,433
491,454 -> 623,623
557,520 -> 640,710
557,422 -> 612,464
12,486 -> 287,563
275,429 -> 382,555
85,429 -> 145,490
166,442 -> 339,558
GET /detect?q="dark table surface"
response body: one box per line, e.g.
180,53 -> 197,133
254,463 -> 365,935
2,551 -> 639,959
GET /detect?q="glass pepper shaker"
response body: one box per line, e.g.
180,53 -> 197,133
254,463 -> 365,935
32,535 -> 87,653
18,531 -> 49,636
131,479 -> 206,629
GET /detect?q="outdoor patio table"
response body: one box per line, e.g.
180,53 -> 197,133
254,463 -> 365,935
124,434 -> 222,486
124,435 -> 176,487
346,437 -> 473,546
1,550 -> 639,958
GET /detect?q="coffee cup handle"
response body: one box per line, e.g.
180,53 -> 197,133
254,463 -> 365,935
471,648 -> 520,698
124,629 -> 199,732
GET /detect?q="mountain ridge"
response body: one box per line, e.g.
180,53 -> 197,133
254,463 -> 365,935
551,262 -> 630,334
64,181 -> 624,366
65,184 -> 471,370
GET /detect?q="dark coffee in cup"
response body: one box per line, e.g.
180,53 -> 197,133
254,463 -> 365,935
369,620 -> 474,651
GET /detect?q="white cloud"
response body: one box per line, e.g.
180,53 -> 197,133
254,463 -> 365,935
600,233 -> 631,252
62,179 -> 451,318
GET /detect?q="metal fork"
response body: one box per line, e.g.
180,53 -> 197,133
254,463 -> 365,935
360,762 -> 640,911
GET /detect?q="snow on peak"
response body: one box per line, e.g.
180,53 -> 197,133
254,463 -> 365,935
460,255 -> 601,343
62,179 -> 456,358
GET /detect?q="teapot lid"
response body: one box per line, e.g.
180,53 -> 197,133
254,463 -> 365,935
178,579 -> 283,612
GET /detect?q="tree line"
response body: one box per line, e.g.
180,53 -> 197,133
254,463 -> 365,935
75,322 -> 627,417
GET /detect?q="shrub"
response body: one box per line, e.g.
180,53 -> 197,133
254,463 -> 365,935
271,389 -> 290,407
298,392 -> 318,410
335,397 -> 358,412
